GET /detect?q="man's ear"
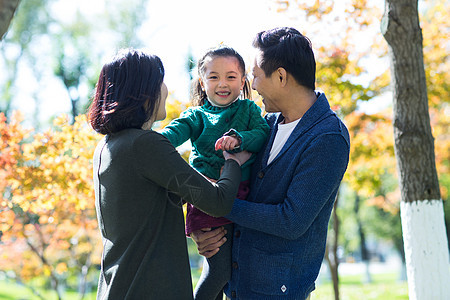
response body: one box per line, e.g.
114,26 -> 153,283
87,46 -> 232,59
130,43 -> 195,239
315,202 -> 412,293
277,68 -> 288,87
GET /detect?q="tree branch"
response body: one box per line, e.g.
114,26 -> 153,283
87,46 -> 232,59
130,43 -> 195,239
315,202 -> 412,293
0,0 -> 21,40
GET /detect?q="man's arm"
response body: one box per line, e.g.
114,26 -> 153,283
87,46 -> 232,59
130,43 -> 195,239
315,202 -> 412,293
226,133 -> 349,240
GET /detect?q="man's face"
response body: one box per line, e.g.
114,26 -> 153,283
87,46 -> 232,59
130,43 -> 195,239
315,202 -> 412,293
251,51 -> 280,113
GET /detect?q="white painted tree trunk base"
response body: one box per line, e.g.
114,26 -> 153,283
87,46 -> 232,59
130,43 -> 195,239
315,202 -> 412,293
401,200 -> 450,300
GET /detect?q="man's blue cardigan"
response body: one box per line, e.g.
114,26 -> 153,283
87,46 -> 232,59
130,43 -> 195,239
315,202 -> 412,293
225,92 -> 350,299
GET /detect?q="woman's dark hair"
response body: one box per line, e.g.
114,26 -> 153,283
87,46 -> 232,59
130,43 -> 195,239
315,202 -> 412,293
253,27 -> 316,91
88,49 -> 165,135
191,45 -> 251,106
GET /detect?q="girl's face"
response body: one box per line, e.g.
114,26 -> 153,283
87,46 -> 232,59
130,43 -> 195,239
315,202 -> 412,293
200,56 -> 246,107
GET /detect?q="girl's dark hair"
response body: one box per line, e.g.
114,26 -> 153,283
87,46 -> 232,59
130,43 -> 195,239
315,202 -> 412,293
88,49 -> 165,135
191,46 -> 251,106
253,27 -> 316,91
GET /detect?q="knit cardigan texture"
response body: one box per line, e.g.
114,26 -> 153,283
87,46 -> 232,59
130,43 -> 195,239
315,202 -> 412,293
93,129 -> 241,300
225,92 -> 350,299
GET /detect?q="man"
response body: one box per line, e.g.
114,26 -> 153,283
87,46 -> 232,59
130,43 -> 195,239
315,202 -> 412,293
192,27 -> 350,300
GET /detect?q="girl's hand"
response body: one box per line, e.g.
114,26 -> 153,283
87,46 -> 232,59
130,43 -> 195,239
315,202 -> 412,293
215,136 -> 240,151
223,150 -> 252,166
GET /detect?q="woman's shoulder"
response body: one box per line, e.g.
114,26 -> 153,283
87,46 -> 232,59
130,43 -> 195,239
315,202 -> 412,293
134,129 -> 168,143
127,129 -> 177,160
109,128 -> 168,146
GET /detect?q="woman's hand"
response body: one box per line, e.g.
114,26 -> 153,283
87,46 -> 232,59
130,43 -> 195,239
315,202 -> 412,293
190,227 -> 227,258
223,150 -> 252,166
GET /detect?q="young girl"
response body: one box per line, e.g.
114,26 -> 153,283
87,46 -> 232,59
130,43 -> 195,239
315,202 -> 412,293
161,46 -> 269,300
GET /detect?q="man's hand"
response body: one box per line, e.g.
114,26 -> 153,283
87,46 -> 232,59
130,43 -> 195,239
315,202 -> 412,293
190,227 -> 227,258
215,136 -> 240,151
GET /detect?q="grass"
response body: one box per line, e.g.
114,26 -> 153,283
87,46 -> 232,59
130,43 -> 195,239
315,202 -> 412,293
0,272 -> 408,300
311,273 -> 409,300
0,280 -> 97,300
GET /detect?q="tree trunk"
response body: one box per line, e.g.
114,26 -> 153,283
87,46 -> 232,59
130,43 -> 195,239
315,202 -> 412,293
354,194 -> 372,283
0,0 -> 20,39
381,1 -> 450,299
325,192 -> 340,300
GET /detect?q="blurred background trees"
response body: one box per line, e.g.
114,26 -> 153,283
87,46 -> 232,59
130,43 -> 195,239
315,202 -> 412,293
0,113 -> 102,299
0,0 -> 448,298
0,0 -> 148,126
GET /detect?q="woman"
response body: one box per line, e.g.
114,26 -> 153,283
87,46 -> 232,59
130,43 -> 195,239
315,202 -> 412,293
88,49 -> 249,299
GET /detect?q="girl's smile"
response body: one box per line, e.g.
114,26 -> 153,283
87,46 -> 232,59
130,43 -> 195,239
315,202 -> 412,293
200,56 -> 246,107
217,91 -> 231,97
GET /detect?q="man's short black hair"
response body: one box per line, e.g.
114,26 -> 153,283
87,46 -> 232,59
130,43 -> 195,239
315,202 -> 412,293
253,27 -> 316,91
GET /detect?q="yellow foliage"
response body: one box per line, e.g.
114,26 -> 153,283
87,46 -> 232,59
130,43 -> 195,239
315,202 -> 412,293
277,0 -> 333,17
0,111 -> 102,284
156,93 -> 189,129
419,0 -> 449,104
42,265 -> 52,277
344,111 -> 396,198
55,262 -> 68,275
